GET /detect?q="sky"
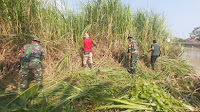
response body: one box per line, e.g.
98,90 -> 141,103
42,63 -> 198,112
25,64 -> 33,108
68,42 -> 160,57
62,0 -> 200,39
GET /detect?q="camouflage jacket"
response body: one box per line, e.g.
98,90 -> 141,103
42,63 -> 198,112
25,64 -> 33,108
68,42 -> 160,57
19,43 -> 44,62
128,39 -> 138,55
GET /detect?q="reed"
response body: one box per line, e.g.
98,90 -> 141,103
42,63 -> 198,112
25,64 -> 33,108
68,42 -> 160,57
0,0 -> 199,111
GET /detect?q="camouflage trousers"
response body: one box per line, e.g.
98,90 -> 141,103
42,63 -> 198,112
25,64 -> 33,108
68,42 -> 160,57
130,53 -> 138,70
19,59 -> 43,89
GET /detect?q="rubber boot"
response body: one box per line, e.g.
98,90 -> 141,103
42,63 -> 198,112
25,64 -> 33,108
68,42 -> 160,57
131,69 -> 135,74
128,69 -> 135,74
83,64 -> 86,68
39,85 -> 43,91
151,63 -> 155,70
88,63 -> 93,69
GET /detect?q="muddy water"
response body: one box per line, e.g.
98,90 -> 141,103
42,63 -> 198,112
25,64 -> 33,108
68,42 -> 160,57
182,46 -> 200,73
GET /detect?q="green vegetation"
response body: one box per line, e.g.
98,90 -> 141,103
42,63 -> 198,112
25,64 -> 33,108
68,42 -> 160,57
0,0 -> 200,111
190,26 -> 200,40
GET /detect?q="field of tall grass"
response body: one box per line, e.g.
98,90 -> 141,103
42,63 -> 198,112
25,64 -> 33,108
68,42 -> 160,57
0,0 -> 200,111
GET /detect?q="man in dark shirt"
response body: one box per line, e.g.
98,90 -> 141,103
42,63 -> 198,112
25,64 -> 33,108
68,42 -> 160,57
148,40 -> 161,70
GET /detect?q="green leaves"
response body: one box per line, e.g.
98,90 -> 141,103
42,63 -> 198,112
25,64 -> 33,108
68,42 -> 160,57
96,98 -> 153,111
0,85 -> 38,111
56,54 -> 70,72
5,85 -> 38,107
127,79 -> 194,111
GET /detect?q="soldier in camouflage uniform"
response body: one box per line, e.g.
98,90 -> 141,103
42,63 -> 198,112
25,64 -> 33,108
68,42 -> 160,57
19,37 -> 44,90
127,36 -> 138,74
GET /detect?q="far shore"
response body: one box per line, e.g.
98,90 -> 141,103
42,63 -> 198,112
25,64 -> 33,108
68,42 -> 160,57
174,41 -> 200,47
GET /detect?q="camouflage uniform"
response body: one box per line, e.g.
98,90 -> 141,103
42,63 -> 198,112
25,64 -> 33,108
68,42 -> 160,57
128,38 -> 138,73
19,41 -> 44,90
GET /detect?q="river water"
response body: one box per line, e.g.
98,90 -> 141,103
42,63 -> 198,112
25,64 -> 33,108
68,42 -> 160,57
182,46 -> 200,73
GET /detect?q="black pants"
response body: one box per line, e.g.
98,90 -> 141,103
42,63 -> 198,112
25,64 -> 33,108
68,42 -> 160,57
151,56 -> 159,70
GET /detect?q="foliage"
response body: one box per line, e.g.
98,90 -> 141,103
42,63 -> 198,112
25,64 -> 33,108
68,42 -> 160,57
0,0 -> 199,111
190,27 -> 200,40
0,85 -> 39,112
0,62 -> 197,111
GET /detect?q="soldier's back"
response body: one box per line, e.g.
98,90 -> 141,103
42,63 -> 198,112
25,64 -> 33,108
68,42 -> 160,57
21,43 -> 44,62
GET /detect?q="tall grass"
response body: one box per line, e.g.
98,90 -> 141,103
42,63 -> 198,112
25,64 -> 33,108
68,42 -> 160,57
0,0 -> 174,72
0,0 -> 200,111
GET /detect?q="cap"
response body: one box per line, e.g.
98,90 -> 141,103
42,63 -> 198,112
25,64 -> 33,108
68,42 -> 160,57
128,36 -> 133,39
33,37 -> 40,43
153,40 -> 157,43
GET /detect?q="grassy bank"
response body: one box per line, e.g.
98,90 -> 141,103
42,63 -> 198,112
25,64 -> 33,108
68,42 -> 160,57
0,0 -> 200,111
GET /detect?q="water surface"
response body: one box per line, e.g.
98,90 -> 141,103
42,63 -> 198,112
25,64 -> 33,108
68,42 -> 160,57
182,46 -> 200,73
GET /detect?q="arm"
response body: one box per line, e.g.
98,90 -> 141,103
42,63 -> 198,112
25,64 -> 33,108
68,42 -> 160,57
40,48 -> 45,60
127,42 -> 131,53
92,40 -> 97,46
147,46 -> 154,53
82,42 -> 84,47
82,41 -> 85,50
159,48 -> 162,56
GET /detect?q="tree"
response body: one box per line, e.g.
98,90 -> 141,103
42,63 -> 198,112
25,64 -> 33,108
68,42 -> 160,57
190,27 -> 200,40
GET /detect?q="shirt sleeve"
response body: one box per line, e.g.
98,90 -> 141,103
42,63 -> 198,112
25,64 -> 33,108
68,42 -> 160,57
82,42 -> 84,47
92,40 -> 97,46
40,48 -> 45,60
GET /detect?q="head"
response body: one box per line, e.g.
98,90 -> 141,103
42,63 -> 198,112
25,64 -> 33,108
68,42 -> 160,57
128,36 -> 133,41
153,40 -> 157,43
32,37 -> 41,44
84,33 -> 90,39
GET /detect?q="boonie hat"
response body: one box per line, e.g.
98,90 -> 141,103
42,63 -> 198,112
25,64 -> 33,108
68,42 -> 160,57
33,37 -> 40,42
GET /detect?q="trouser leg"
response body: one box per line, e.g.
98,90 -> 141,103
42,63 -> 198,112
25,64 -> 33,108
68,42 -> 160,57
88,52 -> 93,69
151,56 -> 158,70
130,53 -> 138,74
29,60 -> 43,90
83,52 -> 89,67
19,63 -> 29,90
32,64 -> 43,87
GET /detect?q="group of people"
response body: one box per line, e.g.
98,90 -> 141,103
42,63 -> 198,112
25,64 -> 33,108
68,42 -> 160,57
18,33 -> 161,91
128,36 -> 161,74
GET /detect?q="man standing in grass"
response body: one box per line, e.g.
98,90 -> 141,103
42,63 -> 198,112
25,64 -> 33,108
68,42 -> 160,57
82,33 -> 96,69
19,37 -> 44,91
127,36 -> 138,74
148,40 -> 161,70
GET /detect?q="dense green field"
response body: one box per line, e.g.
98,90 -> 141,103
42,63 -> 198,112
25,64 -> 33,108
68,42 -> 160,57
0,0 -> 199,111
